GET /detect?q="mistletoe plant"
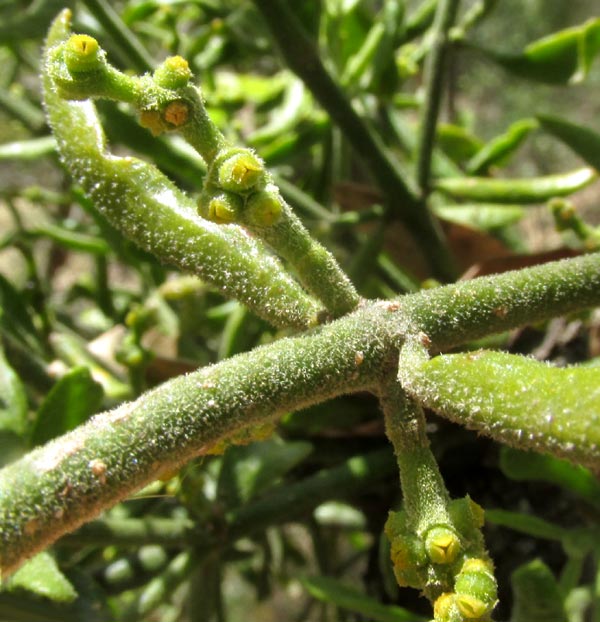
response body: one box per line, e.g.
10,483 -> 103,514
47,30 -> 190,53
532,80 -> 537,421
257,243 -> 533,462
0,2 -> 599,621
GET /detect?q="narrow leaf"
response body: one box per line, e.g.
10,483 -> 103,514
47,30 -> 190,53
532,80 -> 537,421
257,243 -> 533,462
510,560 -> 568,622
434,167 -> 597,203
302,575 -> 423,622
473,18 -> 600,84
437,123 -> 484,164
537,114 -> 600,170
0,275 -> 44,354
499,446 -> 600,510
484,509 -> 567,542
466,119 -> 538,174
434,203 -> 524,231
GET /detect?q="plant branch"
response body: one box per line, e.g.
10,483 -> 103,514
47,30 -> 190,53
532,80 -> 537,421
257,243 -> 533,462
416,0 -> 460,194
1,252 -> 600,576
379,371 -> 451,531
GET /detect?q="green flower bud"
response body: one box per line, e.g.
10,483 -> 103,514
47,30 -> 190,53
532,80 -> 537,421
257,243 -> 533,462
205,192 -> 242,224
425,526 -> 461,564
453,559 -> 497,619
245,187 -> 283,227
64,34 -> 103,73
454,594 -> 490,619
153,55 -> 193,89
217,150 -> 265,193
384,510 -> 428,589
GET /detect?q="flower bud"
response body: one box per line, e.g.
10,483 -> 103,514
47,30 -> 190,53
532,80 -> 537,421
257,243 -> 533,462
433,593 -> 462,622
64,34 -> 102,73
454,594 -> 490,619
217,150 -> 265,193
205,192 -> 242,224
245,188 -> 283,227
453,559 -> 497,619
424,526 -> 461,564
153,55 -> 193,89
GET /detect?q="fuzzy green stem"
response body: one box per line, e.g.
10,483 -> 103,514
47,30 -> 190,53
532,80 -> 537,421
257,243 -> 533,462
379,371 -> 451,532
2,252 -> 600,576
416,0 -> 460,194
249,198 -> 361,317
251,0 -> 455,281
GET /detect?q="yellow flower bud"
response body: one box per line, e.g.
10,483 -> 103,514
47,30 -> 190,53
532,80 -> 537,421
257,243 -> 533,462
206,193 -> 242,224
433,593 -> 460,622
454,594 -> 490,619
64,34 -> 102,73
218,150 -> 265,193
153,55 -> 193,89
425,526 -> 461,564
245,188 -> 283,227
454,558 -> 497,619
139,109 -> 167,136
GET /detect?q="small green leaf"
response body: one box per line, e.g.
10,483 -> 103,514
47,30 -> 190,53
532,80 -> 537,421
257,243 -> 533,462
402,351 -> 600,468
0,136 -> 57,161
434,167 -> 597,203
537,114 -> 600,171
6,552 -> 77,603
218,437 -> 313,507
301,575 -> 423,622
436,123 -> 484,164
30,366 -> 104,446
466,119 -> 538,174
510,560 -> 568,622
475,18 -> 600,84
434,203 -> 524,231
485,509 -> 567,542
0,345 -> 28,437
29,223 -> 109,255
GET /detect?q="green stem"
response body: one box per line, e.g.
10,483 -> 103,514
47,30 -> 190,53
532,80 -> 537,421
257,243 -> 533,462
256,205 -> 361,317
251,0 -> 455,281
1,252 -> 600,576
379,371 -> 451,532
46,13 -> 358,319
416,0 -> 460,194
